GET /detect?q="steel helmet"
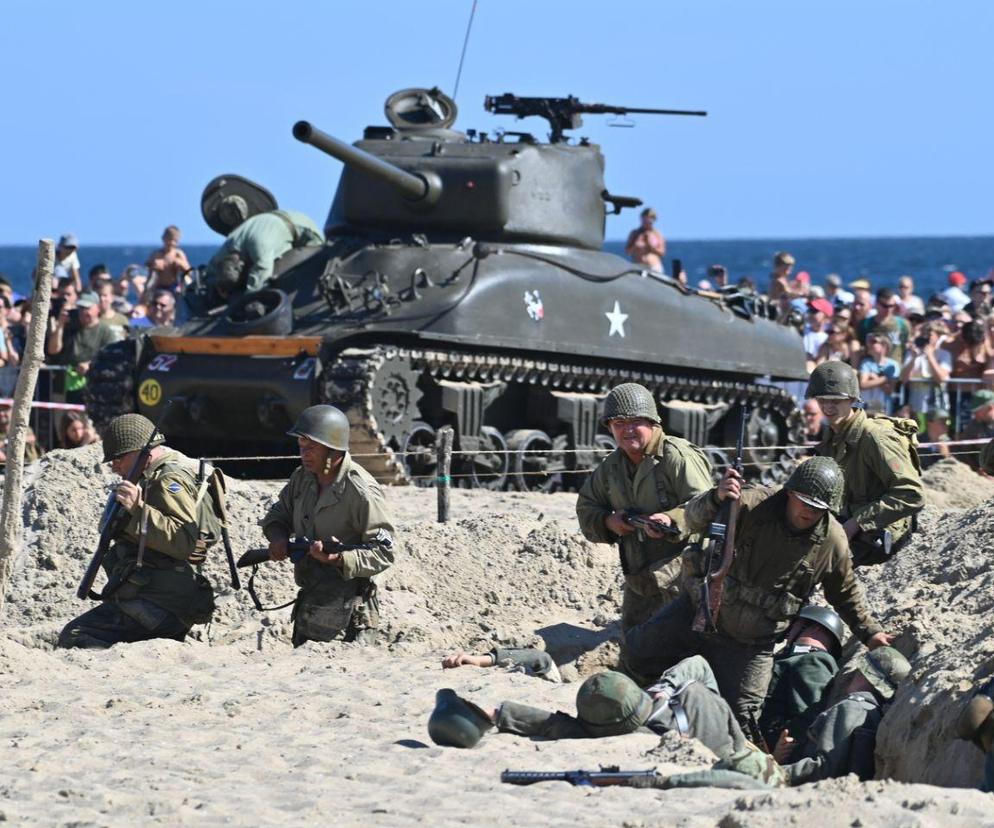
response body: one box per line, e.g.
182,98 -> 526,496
102,413 -> 165,462
427,689 -> 494,748
806,361 -> 860,401
287,405 -> 350,451
785,457 -> 844,512
601,383 -> 661,425
575,671 -> 653,737
796,604 -> 845,657
855,646 -> 911,700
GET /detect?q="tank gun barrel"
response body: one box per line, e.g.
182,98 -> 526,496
293,120 -> 431,201
485,93 -> 706,143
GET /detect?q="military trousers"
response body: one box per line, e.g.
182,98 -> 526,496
58,599 -> 189,649
622,594 -> 775,730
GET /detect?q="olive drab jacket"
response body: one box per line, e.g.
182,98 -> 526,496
108,450 -> 216,625
576,432 -> 713,577
262,452 -> 396,630
759,644 -> 839,750
816,410 -> 924,536
683,486 -> 883,646
785,691 -> 883,785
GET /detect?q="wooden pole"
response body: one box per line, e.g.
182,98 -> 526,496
436,426 -> 454,523
0,240 -> 55,618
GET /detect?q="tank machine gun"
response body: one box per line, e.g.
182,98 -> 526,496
484,93 -> 707,144
86,87 -> 808,490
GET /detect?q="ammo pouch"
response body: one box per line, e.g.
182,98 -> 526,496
718,577 -> 804,643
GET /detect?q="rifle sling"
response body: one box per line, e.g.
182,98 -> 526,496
245,565 -> 298,613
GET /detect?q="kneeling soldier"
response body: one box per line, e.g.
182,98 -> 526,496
59,414 -> 216,648
262,405 -> 396,647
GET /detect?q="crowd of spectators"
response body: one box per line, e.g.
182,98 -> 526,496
734,251 -> 994,464
0,228 -> 191,458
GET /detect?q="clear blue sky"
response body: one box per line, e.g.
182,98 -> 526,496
2,0 -> 991,245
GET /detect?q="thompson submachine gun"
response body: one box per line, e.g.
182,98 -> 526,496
692,404 -> 750,634
484,93 -> 707,143
622,508 -> 681,540
501,766 -> 664,788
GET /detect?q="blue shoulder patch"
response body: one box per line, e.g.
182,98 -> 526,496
166,482 -> 182,493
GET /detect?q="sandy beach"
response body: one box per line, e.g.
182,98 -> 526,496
2,446 -> 994,826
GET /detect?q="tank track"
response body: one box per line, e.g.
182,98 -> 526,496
84,339 -> 139,432
317,343 -> 807,488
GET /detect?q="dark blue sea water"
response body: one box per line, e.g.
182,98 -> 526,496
1,236 -> 991,300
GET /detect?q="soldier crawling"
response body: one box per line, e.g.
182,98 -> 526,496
576,382 -> 712,637
262,404 -> 396,647
807,360 -> 925,566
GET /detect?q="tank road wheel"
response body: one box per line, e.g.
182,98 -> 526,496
400,421 -> 437,487
370,353 -> 424,449
507,429 -> 562,493
465,425 -> 509,490
84,339 -> 139,432
705,445 -> 732,482
742,406 -> 787,485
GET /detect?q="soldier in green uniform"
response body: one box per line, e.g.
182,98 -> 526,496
262,404 -> 396,647
576,383 -> 712,633
623,457 -> 893,729
807,360 -> 925,566
956,676 -> 994,792
58,414 -> 216,648
205,209 -> 324,300
759,604 -> 844,751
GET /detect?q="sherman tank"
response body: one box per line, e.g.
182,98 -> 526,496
86,87 -> 808,488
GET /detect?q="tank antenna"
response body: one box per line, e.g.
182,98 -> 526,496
452,0 -> 478,102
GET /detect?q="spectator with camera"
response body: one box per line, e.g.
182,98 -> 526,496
46,291 -> 117,403
899,321 -> 952,423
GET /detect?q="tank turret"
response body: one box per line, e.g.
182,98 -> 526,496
88,87 -> 810,490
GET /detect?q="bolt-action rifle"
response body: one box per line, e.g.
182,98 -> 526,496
484,93 -> 706,144
692,405 -> 750,633
622,509 -> 681,540
501,766 -> 664,788
76,402 -> 172,601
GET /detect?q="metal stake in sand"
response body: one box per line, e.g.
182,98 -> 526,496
436,426 -> 454,523
0,240 -> 55,617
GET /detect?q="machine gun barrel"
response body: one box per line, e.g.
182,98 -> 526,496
293,121 -> 431,201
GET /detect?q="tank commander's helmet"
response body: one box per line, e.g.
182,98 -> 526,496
427,689 -> 494,748
601,383 -> 661,426
575,671 -> 653,736
795,604 -> 846,658
287,405 -> 350,451
784,456 -> 844,513
855,646 -> 911,701
103,413 -> 165,462
806,361 -> 860,402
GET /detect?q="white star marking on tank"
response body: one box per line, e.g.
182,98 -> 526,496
605,301 -> 628,337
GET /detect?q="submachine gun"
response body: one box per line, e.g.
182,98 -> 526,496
692,404 -> 750,634
483,93 -> 707,144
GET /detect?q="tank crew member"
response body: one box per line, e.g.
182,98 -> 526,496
759,604 -> 845,753
441,647 -> 562,683
774,646 -> 911,784
576,383 -> 713,633
623,457 -> 892,729
956,675 -> 994,792
807,360 -> 925,566
262,404 -> 396,647
205,208 -> 324,300
58,414 -> 217,648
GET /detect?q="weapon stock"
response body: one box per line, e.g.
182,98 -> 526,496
236,539 -> 312,569
692,404 -> 750,633
76,402 -> 173,601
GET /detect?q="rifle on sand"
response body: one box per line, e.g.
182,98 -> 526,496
501,766 -> 665,788
76,402 -> 172,601
692,404 -> 749,633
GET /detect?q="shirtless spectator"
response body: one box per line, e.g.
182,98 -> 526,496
767,251 -> 795,302
897,276 -> 925,316
624,208 -> 665,272
145,226 -> 191,297
708,264 -> 728,289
